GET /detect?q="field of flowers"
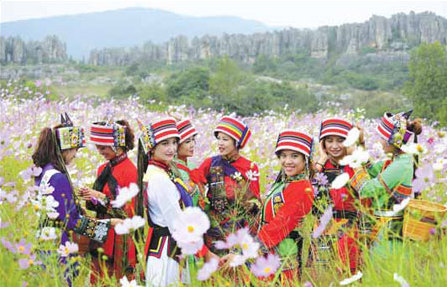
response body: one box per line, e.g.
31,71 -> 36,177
1,80 -> 447,286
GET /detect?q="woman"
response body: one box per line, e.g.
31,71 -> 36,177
313,118 -> 361,272
80,120 -> 137,282
173,119 -> 205,209
349,111 -> 422,250
193,116 -> 260,252
32,114 -> 120,286
138,117 -> 215,287
256,130 -> 315,280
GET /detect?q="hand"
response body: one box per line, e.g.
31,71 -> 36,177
79,187 -> 100,201
219,253 -> 236,267
205,251 -> 219,263
110,218 -> 124,227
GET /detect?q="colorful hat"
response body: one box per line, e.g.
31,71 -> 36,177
275,130 -> 313,158
319,118 -> 353,141
177,119 -> 198,144
214,116 -> 251,149
89,122 -> 126,148
138,117 -> 180,154
56,113 -> 86,150
376,111 -> 413,148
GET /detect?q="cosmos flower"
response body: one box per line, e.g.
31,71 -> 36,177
250,253 -> 281,278
111,183 -> 139,208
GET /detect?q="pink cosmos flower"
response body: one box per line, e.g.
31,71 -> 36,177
250,253 -> 281,278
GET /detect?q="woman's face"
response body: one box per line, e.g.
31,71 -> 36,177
151,137 -> 178,165
217,132 -> 237,157
178,135 -> 196,159
96,145 -> 116,161
324,135 -> 346,160
279,150 -> 306,177
62,148 -> 78,165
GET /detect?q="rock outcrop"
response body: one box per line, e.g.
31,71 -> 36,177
0,35 -> 67,65
88,12 -> 447,66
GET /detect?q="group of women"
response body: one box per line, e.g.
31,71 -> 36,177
31,110 -> 422,286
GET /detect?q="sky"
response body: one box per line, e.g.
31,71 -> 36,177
1,0 -> 446,28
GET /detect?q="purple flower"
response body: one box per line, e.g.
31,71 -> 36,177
312,205 -> 333,239
34,80 -> 42,87
250,253 -> 281,278
18,254 -> 41,269
413,165 -> 435,193
304,282 -> 313,287
314,172 -> 329,187
15,239 -> 32,255
1,237 -> 16,253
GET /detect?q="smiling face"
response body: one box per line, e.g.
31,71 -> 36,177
151,137 -> 178,165
323,135 -> 346,160
216,132 -> 238,157
96,145 -> 117,161
62,148 -> 78,165
279,150 -> 306,177
178,135 -> 196,159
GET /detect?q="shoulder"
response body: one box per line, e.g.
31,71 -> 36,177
49,172 -> 70,188
144,165 -> 170,182
97,162 -> 108,173
286,180 -> 313,192
237,156 -> 258,169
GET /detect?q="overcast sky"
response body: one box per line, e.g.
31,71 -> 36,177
1,0 -> 446,28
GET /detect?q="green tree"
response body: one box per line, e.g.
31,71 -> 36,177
403,42 -> 447,125
166,66 -> 210,105
209,57 -> 247,110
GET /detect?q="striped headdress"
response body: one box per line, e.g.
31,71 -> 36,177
177,119 -> 198,144
275,130 -> 313,158
376,111 -> 413,148
214,116 -> 251,149
89,122 -> 126,148
138,117 -> 180,154
56,113 -> 86,150
319,118 -> 353,141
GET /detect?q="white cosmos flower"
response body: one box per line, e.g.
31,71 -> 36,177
197,258 -> 219,281
177,238 -> 204,255
120,276 -> 142,287
172,207 -> 210,243
38,227 -> 58,240
111,183 -> 139,208
331,173 -> 350,189
343,127 -> 360,147
114,216 -> 145,235
39,183 -> 54,195
340,147 -> 369,169
401,143 -> 427,155
340,271 -> 363,285
246,170 -> 260,182
57,241 -> 79,257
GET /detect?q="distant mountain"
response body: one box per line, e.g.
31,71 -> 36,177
0,7 -> 272,59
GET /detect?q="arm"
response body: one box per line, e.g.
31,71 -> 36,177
258,182 -> 314,248
49,173 -> 111,243
353,157 -> 413,208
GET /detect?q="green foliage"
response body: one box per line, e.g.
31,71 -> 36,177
166,66 -> 211,105
403,42 -> 447,126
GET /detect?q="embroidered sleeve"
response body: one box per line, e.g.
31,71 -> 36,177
357,157 -> 412,208
73,216 -> 111,243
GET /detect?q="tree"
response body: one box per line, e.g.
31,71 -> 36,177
403,42 -> 447,125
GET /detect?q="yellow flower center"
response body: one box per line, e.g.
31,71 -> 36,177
34,205 -> 40,211
242,243 -> 248,250
264,267 -> 271,273
29,259 -> 34,265
19,246 -> 25,251
187,226 -> 194,233
416,144 -> 424,152
65,247 -> 69,254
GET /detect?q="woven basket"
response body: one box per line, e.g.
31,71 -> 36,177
403,199 -> 447,242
